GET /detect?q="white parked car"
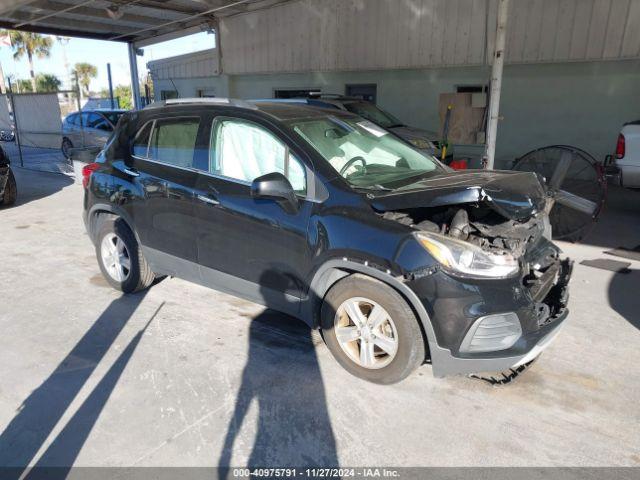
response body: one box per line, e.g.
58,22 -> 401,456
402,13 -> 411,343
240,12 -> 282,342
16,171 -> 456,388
612,120 -> 640,188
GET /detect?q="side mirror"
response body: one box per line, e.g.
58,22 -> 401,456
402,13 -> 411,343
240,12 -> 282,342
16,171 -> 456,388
251,172 -> 298,213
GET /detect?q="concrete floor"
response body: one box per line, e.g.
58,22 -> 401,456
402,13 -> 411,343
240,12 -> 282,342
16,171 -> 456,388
0,167 -> 639,470
2,142 -> 71,175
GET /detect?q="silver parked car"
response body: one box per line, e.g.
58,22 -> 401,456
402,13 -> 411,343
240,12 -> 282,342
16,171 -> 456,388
262,95 -> 448,158
61,110 -> 126,158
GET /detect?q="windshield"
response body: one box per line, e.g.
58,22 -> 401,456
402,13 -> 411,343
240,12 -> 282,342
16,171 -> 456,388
342,102 -> 403,128
289,115 -> 442,189
102,111 -> 125,126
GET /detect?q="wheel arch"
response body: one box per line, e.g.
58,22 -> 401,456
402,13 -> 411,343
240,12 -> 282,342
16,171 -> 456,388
304,260 -> 436,359
87,203 -> 141,247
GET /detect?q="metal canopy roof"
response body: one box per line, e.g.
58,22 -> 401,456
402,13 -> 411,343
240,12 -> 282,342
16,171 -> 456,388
0,0 -> 290,46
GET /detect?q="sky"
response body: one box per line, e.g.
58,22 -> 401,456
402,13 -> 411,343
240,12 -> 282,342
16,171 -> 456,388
0,31 -> 215,92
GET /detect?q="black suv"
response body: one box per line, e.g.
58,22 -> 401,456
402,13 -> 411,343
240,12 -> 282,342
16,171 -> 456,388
82,98 -> 572,384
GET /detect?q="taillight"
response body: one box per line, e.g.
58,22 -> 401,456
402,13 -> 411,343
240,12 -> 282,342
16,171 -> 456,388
82,162 -> 100,189
616,133 -> 625,159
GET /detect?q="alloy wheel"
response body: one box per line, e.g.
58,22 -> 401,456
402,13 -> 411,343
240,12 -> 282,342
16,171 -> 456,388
334,297 -> 398,369
100,233 -> 131,282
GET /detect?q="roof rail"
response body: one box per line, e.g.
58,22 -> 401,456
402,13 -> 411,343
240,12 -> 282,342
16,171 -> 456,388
144,98 -> 258,110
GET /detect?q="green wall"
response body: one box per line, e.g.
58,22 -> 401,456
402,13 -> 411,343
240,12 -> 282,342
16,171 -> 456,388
498,61 -> 640,166
154,60 -> 640,168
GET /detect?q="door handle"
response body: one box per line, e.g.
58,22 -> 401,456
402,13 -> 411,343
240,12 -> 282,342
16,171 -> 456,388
122,166 -> 140,177
197,194 -> 220,205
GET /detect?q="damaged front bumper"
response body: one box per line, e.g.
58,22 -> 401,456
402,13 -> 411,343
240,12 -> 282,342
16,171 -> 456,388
408,257 -> 573,378
429,305 -> 568,378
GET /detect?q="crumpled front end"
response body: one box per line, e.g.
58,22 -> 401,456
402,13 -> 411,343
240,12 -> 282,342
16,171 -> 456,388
405,242 -> 572,377
375,172 -> 573,377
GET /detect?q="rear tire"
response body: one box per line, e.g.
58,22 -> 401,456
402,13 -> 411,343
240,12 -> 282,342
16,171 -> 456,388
1,168 -> 17,206
321,274 -> 425,384
61,138 -> 73,159
95,215 -> 155,293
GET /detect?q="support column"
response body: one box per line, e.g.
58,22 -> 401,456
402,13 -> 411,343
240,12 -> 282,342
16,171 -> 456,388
484,0 -> 509,170
128,42 -> 142,110
107,63 -> 115,109
0,61 -> 6,94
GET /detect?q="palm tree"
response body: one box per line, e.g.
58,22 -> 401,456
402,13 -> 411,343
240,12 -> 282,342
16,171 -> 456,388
73,62 -> 98,97
36,73 -> 61,92
8,31 -> 53,93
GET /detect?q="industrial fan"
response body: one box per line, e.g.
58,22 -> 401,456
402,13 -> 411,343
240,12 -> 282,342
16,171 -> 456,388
512,145 -> 607,242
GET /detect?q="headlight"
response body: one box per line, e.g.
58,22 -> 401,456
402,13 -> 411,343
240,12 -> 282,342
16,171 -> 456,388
409,138 -> 431,150
416,232 -> 519,278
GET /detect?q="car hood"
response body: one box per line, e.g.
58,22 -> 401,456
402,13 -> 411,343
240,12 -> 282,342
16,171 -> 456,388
390,125 -> 439,142
369,170 -> 548,222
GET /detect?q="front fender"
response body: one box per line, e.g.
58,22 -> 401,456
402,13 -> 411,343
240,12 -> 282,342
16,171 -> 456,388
301,259 -> 437,361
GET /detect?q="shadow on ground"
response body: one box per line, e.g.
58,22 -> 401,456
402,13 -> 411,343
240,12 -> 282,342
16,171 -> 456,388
574,185 -> 640,250
1,167 -> 74,209
218,273 -> 338,473
608,269 -> 640,331
0,292 -> 159,480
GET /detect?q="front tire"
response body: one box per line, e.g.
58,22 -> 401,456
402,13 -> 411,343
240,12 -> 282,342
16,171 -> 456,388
1,168 -> 17,206
95,215 -> 155,293
321,274 -> 426,384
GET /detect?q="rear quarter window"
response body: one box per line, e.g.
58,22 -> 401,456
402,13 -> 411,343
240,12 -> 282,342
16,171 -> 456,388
132,122 -> 153,158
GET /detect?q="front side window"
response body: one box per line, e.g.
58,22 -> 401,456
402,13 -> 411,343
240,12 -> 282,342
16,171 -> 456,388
102,111 -> 125,126
86,113 -> 112,131
94,117 -> 113,132
290,115 -> 442,189
210,118 -> 306,194
148,118 -> 200,168
85,113 -> 102,128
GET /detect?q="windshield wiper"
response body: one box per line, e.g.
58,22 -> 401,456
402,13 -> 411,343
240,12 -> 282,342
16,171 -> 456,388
352,184 -> 393,191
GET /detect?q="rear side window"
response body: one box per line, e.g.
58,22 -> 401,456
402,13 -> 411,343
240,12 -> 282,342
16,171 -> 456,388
68,114 -> 82,126
148,118 -> 200,168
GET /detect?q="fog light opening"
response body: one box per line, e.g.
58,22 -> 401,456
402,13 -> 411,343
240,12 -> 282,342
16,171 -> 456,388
459,312 -> 522,353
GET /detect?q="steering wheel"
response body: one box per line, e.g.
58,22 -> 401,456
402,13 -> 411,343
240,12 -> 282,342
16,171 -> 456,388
340,156 -> 367,176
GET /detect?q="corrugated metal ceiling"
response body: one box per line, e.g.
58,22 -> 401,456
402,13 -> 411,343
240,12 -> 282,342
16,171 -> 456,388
0,0 -> 293,45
